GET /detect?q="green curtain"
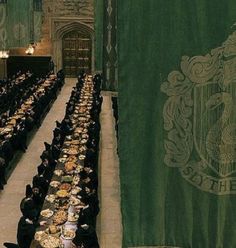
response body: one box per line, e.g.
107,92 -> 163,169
7,0 -> 33,48
0,2 -> 7,50
118,1 -> 236,247
33,0 -> 43,42
34,11 -> 42,42
94,0 -> 104,71
102,0 -> 118,91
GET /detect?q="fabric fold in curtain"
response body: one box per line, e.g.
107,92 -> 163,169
0,2 -> 7,50
118,1 -> 236,247
7,0 -> 33,48
33,12 -> 42,42
94,0 -> 118,91
102,0 -> 118,91
94,0 -> 104,72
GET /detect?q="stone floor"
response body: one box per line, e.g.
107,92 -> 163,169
97,93 -> 122,248
0,78 -> 76,245
0,83 -> 122,247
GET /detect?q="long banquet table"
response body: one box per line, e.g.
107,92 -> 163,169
31,75 -> 97,248
0,74 -> 61,163
0,72 -> 34,114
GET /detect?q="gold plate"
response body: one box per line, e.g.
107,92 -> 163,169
61,228 -> 76,240
50,181 -> 61,188
56,190 -> 69,198
45,194 -> 56,203
40,209 -> 54,218
39,235 -> 62,248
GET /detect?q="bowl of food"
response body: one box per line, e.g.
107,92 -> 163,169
61,175 -> 73,183
54,169 -> 64,177
52,210 -> 68,226
39,235 -> 62,248
56,190 -> 69,198
61,228 -> 76,240
45,194 -> 56,203
59,183 -> 72,192
50,181 -> 61,188
67,212 -> 79,222
34,230 -> 47,241
46,224 -> 61,236
40,209 -> 54,218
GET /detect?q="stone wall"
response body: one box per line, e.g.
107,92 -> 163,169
45,0 -> 94,17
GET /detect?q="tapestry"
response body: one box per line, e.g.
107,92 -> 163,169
94,0 -> 104,72
7,0 -> 33,48
118,1 -> 236,247
102,0 -> 118,91
34,11 -> 42,42
0,1 -> 7,50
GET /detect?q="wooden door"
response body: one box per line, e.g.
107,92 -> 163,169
62,31 -> 92,77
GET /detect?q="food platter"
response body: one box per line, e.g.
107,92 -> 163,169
58,157 -> 66,163
56,190 -> 69,198
81,133 -> 88,139
50,181 -> 61,188
71,139 -> 81,145
40,209 -> 54,218
14,114 -> 24,119
69,196 -> 81,206
72,176 -> 80,185
62,148 -> 69,153
78,145 -> 86,152
67,148 -> 79,155
61,175 -> 73,183
17,109 -> 24,114
82,128 -> 88,133
8,119 -> 16,125
4,127 -> 12,132
68,212 -> 79,222
52,210 -> 68,225
58,202 -> 69,211
46,225 -> 61,235
25,100 -> 33,105
78,117 -> 88,122
75,165 -> 83,173
59,183 -> 72,192
34,230 -> 46,241
39,235 -> 62,248
45,194 -> 56,203
75,127 -> 83,133
66,155 -> 77,163
54,169 -> 64,176
71,186 -> 81,195
65,161 -> 76,172
78,154 -> 86,160
81,138 -> 87,144
61,228 -> 76,240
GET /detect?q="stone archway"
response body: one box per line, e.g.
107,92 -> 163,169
52,20 -> 94,75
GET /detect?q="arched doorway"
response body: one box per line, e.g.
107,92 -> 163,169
62,30 -> 92,77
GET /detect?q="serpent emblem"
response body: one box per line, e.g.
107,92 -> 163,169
205,92 -> 236,164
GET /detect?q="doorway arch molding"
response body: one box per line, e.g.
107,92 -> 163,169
52,19 -> 95,73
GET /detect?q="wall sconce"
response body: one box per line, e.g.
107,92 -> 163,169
0,50 -> 9,59
25,43 -> 36,55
